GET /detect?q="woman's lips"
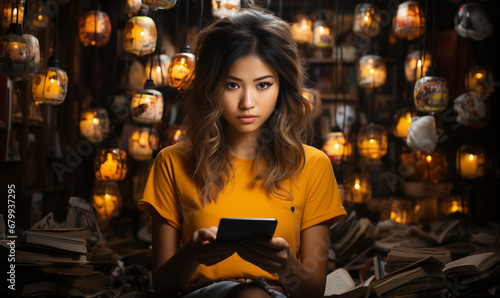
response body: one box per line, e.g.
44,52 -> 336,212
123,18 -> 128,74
238,115 -> 257,124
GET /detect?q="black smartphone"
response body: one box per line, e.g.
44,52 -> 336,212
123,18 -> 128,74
215,217 -> 278,242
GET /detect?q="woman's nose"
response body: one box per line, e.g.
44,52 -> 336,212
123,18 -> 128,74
239,88 -> 255,110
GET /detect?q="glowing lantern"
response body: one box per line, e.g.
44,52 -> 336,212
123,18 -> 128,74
393,1 -> 424,40
357,123 -> 387,159
94,148 -> 127,181
1,0 -> 24,29
32,57 -> 68,105
128,126 -> 159,160
465,65 -> 494,99
415,149 -> 447,183
125,0 -> 143,17
123,16 -> 157,56
404,51 -> 431,82
211,0 -> 240,19
353,3 -> 380,38
321,132 -> 352,164
291,14 -> 313,44
78,10 -> 112,47
392,108 -> 416,139
313,12 -> 332,48
349,172 -> 372,204
414,69 -> 449,114
440,195 -> 467,216
456,145 -> 485,179
358,55 -> 386,88
0,24 -> 30,79
145,54 -> 171,87
79,108 -> 110,143
32,6 -> 49,29
389,199 -> 413,224
163,124 -> 187,147
301,88 -> 321,119
143,0 -> 177,10
92,181 -> 122,219
22,34 -> 40,78
167,44 -> 195,90
131,79 -> 164,124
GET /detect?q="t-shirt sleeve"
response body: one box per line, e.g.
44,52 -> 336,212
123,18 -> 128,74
301,150 -> 346,230
137,149 -> 182,230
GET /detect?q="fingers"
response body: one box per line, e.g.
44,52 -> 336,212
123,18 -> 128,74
236,237 -> 290,274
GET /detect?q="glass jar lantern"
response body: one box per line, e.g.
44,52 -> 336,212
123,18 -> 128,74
393,1 -> 424,40
0,24 -> 30,79
291,14 -> 313,44
79,108 -> 110,143
414,74 -> 449,114
416,149 -> 447,183
349,172 -> 372,204
145,54 -> 171,87
353,3 -> 380,38
22,33 -> 40,78
131,80 -> 164,124
465,65 -> 494,99
357,123 -> 388,159
32,57 -> 68,105
321,132 -> 352,164
92,181 -> 122,219
143,0 -> 177,10
456,145 -> 485,179
123,16 -> 157,56
358,55 -> 386,88
392,108 -> 416,139
1,0 -> 24,29
163,124 -> 187,147
404,51 -> 431,83
212,0 -> 240,19
95,148 -> 127,181
128,126 -> 159,160
78,10 -> 112,47
125,0 -> 143,17
167,45 -> 195,90
313,12 -> 332,48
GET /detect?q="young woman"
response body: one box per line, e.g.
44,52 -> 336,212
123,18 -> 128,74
138,8 -> 346,298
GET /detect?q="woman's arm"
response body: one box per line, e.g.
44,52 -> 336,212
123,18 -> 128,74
150,209 -> 237,296
236,221 -> 330,298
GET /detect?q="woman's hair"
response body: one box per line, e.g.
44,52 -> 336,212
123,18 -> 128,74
183,8 -> 313,202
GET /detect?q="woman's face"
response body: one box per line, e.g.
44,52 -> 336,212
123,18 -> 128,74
221,54 -> 279,139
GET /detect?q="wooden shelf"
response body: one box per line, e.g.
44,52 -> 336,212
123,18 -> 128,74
320,93 -> 357,102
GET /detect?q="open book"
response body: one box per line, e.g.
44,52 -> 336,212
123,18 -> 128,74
443,251 -> 500,276
385,245 -> 452,273
324,267 -> 375,298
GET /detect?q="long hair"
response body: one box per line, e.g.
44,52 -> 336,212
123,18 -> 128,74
183,9 -> 313,203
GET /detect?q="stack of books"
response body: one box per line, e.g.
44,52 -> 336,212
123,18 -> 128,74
385,245 -> 452,273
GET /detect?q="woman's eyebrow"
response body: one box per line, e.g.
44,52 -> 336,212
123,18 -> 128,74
227,75 -> 275,81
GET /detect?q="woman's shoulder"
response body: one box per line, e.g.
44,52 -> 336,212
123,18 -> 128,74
156,141 -> 191,161
302,143 -> 329,162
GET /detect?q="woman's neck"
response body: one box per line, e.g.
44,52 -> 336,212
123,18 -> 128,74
227,131 -> 260,160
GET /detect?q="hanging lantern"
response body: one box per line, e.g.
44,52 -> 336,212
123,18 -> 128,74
79,108 -> 110,143
211,0 -> 240,19
465,65 -> 494,99
321,132 -> 352,164
349,172 -> 372,204
0,23 -> 30,79
313,12 -> 332,48
1,0 -> 25,29
144,54 -> 171,87
358,55 -> 386,88
123,15 -> 157,56
128,126 -> 159,160
32,57 -> 68,104
414,69 -> 449,114
125,0 -> 143,17
131,79 -> 164,124
22,33 -> 40,78
404,50 -> 431,82
143,0 -> 177,10
393,1 -> 424,40
291,14 -> 313,44
78,10 -> 112,47
456,145 -> 486,179
415,149 -> 447,183
92,181 -> 122,219
389,199 -> 413,224
353,3 -> 380,38
392,108 -> 416,139
32,6 -> 49,29
167,44 -> 195,90
357,123 -> 388,159
455,3 -> 493,41
163,124 -> 187,147
94,148 -> 127,181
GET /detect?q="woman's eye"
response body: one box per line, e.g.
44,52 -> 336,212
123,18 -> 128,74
257,82 -> 273,90
227,82 -> 239,89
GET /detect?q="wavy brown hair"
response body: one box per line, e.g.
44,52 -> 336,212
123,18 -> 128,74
183,9 -> 313,203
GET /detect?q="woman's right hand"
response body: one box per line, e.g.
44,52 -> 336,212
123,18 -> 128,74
191,226 -> 237,266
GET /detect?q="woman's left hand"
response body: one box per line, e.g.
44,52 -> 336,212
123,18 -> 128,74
235,237 -> 291,275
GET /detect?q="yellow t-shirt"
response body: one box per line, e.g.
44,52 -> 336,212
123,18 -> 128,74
138,141 -> 346,282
